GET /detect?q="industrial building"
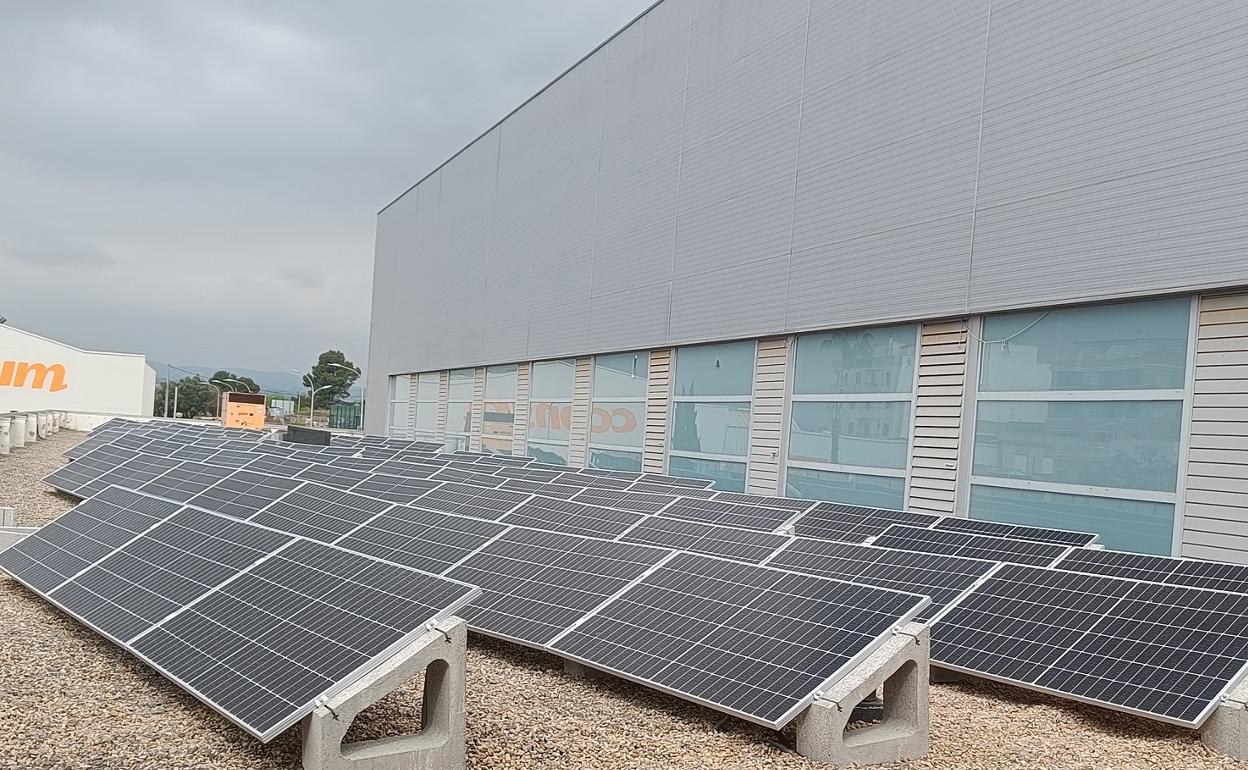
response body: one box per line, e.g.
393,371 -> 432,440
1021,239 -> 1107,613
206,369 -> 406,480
363,1 -> 1248,562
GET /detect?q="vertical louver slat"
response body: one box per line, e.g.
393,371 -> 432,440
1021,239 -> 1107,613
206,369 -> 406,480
567,358 -> 593,467
435,371 -> 449,439
747,337 -> 788,495
1184,293 -> 1248,564
643,349 -> 672,473
469,367 -> 486,451
512,363 -> 532,456
906,320 -> 969,515
406,375 -> 419,438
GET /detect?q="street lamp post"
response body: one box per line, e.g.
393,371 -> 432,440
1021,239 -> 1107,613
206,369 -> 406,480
310,384 -> 334,428
207,379 -> 230,419
327,362 -> 364,430
223,378 -> 254,393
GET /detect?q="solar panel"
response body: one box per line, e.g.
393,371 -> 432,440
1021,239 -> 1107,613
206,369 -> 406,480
620,517 -> 789,563
1055,548 -> 1248,595
327,456 -> 387,473
295,465 -> 372,491
350,474 -> 443,504
250,483 -> 392,543
186,471 -> 302,520
337,507 -> 507,573
628,481 -> 717,498
767,538 -> 997,621
203,449 -> 264,469
471,454 -> 534,467
872,525 -> 1069,567
550,552 -> 929,727
446,528 -> 668,646
140,437 -> 186,456
413,482 -> 529,520
373,459 -> 444,478
712,492 -> 814,511
44,444 -> 137,494
498,479 -> 582,499
501,497 -> 642,539
0,487 -> 180,592
245,455 -> 317,478
495,466 -> 564,483
660,497 -> 793,532
137,462 -> 235,502
430,467 -> 506,488
933,517 -> 1098,547
78,455 -> 183,498
572,488 -> 676,515
553,472 -> 632,490
788,501 -> 942,541
638,473 -> 715,489
931,564 -> 1248,726
168,444 -> 220,462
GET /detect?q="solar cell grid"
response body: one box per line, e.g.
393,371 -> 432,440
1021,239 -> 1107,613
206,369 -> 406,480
350,474 -> 442,504
637,474 -> 715,489
446,528 -> 669,646
550,552 -> 929,727
328,456 -> 386,472
45,444 -> 135,494
186,470 -> 302,520
766,539 -> 997,621
250,483 -> 392,543
931,564 -> 1248,725
495,466 -> 563,483
660,497 -> 793,532
712,492 -> 814,511
372,459 -> 444,478
501,496 -> 642,539
789,501 -> 942,541
413,483 -> 529,520
498,479 -> 582,499
245,455 -> 317,478
168,444 -> 220,462
77,455 -> 184,498
294,464 -> 372,490
203,449 -> 264,469
1055,548 -> 1248,595
620,517 -> 789,563
934,517 -> 1098,547
628,481 -> 717,498
138,462 -> 235,502
337,506 -> 507,573
873,525 -> 1069,567
0,487 -> 180,593
572,488 -> 676,515
431,467 -> 507,488
553,472 -> 632,490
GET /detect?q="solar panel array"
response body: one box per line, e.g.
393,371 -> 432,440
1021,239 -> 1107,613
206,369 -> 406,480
23,419 -> 1248,731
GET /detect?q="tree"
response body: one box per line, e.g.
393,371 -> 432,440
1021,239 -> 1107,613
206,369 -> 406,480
303,350 -> 359,407
209,370 -> 260,393
153,377 -> 222,419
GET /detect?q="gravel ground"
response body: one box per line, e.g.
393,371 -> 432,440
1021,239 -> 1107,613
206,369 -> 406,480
1,431 -> 1245,770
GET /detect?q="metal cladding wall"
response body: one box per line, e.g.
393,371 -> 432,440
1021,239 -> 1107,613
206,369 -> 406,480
365,0 -> 1248,434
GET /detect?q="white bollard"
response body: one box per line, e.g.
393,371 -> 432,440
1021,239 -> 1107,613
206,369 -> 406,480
0,416 -> 9,456
8,414 -> 25,449
25,414 -> 37,444
49,411 -> 60,433
36,412 -> 48,439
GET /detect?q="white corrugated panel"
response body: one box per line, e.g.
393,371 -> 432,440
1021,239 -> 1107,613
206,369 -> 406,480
747,337 -> 788,494
906,320 -> 969,514
469,367 -> 486,451
512,363 -> 531,455
406,375 -> 418,437
1183,293 -> 1248,564
568,358 -> 593,466
435,371 -> 449,438
643,349 -> 672,473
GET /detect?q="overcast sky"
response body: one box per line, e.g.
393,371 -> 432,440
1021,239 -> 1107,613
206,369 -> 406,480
0,1 -> 649,374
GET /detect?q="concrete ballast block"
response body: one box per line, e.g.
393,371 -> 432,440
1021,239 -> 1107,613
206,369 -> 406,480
302,617 -> 468,770
793,621 -> 930,766
1203,677 -> 1248,760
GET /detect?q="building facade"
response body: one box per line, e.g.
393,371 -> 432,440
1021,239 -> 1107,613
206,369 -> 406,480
365,0 -> 1248,562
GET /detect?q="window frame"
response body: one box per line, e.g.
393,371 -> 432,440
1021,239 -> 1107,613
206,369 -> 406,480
411,371 -> 440,440
526,359 -> 576,464
962,296 -> 1198,556
587,352 -> 649,468
780,325 -> 920,510
665,340 -> 758,492
482,364 -> 518,455
444,368 -> 476,450
387,374 -> 412,439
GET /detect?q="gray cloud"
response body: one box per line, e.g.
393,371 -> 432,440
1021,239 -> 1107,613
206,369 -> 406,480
0,1 -> 649,373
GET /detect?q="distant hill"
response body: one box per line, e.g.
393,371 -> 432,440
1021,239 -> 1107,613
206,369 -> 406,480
147,361 -> 364,399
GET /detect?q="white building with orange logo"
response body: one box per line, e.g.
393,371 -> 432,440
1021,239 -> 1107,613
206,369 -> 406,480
0,323 -> 155,417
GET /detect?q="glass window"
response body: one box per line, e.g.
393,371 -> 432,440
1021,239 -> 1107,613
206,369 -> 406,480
793,325 -> 916,395
589,352 -> 649,473
528,360 -> 575,463
482,365 -> 517,454
969,485 -> 1174,555
669,342 -> 754,490
448,368 -> 475,402
979,297 -> 1190,392
786,467 -> 905,510
412,372 -> 440,437
589,447 -> 643,473
672,341 -> 755,397
387,375 -> 411,438
445,402 -> 472,435
788,401 -> 910,469
970,298 -> 1191,555
786,324 -> 917,506
972,400 -> 1181,492
668,456 -> 747,493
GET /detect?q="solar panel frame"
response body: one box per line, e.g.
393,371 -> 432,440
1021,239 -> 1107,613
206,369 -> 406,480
500,496 -> 643,540
572,488 -> 678,515
137,462 -> 236,503
932,517 -> 1099,547
619,516 -> 790,563
628,480 -> 717,498
1055,548 -> 1248,595
786,501 -> 943,540
659,497 -> 794,532
411,482 -> 530,520
872,524 -> 1071,567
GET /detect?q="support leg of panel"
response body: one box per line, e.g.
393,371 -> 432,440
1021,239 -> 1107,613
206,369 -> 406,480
563,660 -> 607,681
302,618 -> 468,770
1203,678 -> 1248,761
793,622 -> 929,766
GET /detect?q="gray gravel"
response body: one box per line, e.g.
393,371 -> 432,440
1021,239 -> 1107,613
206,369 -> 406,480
1,431 -> 1245,769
